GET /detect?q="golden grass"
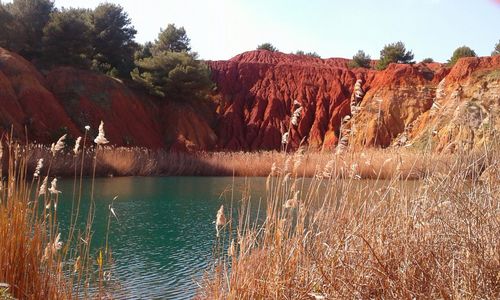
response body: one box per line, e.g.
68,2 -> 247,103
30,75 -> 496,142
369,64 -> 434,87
20,145 -> 496,179
198,146 -> 500,299
0,134 -> 113,299
0,139 -> 70,299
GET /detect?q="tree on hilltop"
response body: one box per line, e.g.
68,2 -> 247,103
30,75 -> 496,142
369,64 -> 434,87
153,24 -> 191,54
2,0 -> 54,59
42,8 -> 93,68
0,5 -> 16,49
131,51 -> 212,101
131,25 -> 213,103
492,40 -> 500,56
91,3 -> 138,77
376,41 -> 414,70
448,46 -> 476,66
257,43 -> 278,52
135,42 -> 154,61
348,50 -> 371,69
294,50 -> 320,58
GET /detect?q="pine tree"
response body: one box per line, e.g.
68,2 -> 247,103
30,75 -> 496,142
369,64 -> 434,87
257,43 -> 278,52
448,46 -> 476,66
349,50 -> 371,68
91,3 -> 137,77
42,8 -> 93,68
4,0 -> 54,59
491,40 -> 500,56
153,24 -> 191,54
376,41 -> 414,70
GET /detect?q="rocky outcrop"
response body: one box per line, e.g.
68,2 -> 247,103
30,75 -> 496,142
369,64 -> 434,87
407,56 -> 500,152
210,50 -> 499,152
208,50 -> 372,150
347,63 -> 449,148
46,67 -> 164,148
0,47 -> 216,150
0,48 -> 80,142
209,50 -> 452,151
1,47 -> 498,153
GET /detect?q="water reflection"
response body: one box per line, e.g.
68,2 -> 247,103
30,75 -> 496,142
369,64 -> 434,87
57,177 -> 419,299
57,177 -> 263,299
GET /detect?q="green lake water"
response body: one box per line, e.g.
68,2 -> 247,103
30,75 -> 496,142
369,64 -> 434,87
56,176 -> 420,299
57,177 -> 265,299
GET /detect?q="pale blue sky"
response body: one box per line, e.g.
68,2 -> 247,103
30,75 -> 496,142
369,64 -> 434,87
5,0 -> 500,62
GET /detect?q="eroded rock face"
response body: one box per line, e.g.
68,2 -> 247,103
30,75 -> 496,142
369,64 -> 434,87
0,47 -> 216,150
46,67 -> 218,150
46,67 -> 164,148
209,51 -> 451,151
407,56 -> 500,152
347,63 -> 448,148
210,50 -> 499,153
1,47 -> 498,153
0,48 -> 80,142
208,50 -> 371,150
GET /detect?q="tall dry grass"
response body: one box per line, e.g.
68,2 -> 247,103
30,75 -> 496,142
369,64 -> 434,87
20,145 -> 496,179
199,145 -> 499,298
0,132 -> 114,299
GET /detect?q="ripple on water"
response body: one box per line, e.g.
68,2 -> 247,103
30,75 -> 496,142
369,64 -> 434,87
57,177 -> 266,299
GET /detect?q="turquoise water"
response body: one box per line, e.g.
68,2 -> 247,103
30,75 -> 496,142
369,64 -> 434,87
56,177 -> 266,299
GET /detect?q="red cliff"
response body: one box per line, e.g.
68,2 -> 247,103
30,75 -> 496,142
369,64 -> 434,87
0,48 -> 80,142
0,47 -> 216,150
208,50 -> 371,150
1,47 -> 498,153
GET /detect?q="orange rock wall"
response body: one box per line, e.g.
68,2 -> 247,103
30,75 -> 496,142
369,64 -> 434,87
1,47 -> 498,152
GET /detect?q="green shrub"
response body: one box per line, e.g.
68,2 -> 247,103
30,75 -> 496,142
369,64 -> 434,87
131,51 -> 213,102
421,58 -> 434,63
131,24 -> 213,103
153,24 -> 190,54
295,50 -> 320,58
42,8 -> 93,68
1,0 -> 54,60
376,41 -> 414,70
448,46 -> 477,66
91,3 -> 138,77
348,50 -> 371,68
492,40 -> 500,56
257,43 -> 278,52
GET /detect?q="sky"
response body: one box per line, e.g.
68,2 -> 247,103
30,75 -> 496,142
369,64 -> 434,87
5,0 -> 500,62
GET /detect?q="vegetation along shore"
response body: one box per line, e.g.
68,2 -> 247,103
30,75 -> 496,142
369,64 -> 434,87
0,0 -> 499,299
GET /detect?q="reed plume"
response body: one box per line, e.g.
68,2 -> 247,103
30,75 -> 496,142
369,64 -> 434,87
94,121 -> 109,145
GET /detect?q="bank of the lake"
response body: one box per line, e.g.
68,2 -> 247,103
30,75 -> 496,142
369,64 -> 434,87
22,146 -> 493,179
54,176 -> 428,299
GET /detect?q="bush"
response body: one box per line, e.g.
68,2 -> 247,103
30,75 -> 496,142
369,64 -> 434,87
376,41 -> 414,70
348,50 -> 371,68
91,3 -> 138,77
257,43 -> 278,52
295,50 -> 320,58
134,42 -> 154,61
42,8 -> 93,68
421,58 -> 434,63
1,0 -> 54,59
0,5 -> 16,49
153,24 -> 190,54
448,46 -> 477,66
131,51 -> 213,102
131,24 -> 213,102
492,40 -> 500,56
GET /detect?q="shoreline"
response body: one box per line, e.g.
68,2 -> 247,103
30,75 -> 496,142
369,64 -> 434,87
16,145 -> 495,180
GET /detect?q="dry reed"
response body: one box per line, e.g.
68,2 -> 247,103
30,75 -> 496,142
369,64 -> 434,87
198,144 -> 499,298
0,128 -> 114,299
18,145 -> 496,180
